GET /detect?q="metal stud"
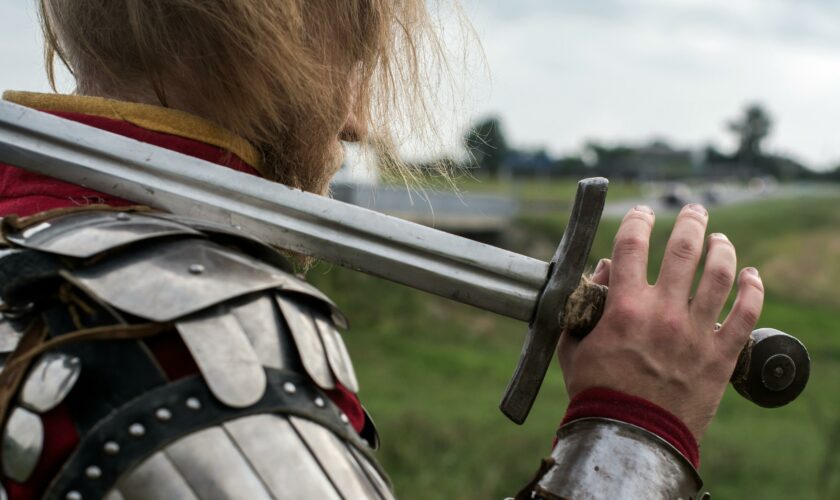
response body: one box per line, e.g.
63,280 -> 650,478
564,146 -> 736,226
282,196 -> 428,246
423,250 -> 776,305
186,397 -> 202,410
85,465 -> 102,479
103,441 -> 120,455
155,408 -> 173,421
188,264 -> 205,275
66,492 -> 82,500
116,213 -> 131,221
314,397 -> 325,408
340,413 -> 349,424
282,382 -> 297,394
128,423 -> 146,437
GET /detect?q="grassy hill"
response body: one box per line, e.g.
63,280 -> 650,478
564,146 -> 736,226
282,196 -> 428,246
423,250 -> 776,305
308,184 -> 840,499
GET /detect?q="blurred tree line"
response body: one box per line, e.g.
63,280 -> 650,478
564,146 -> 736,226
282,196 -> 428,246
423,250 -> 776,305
458,104 -> 838,182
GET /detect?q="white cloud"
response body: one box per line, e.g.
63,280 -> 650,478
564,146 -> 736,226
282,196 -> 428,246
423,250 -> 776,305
456,0 -> 840,169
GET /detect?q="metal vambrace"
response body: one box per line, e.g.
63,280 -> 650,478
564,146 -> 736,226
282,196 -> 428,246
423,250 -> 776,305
519,418 -> 705,500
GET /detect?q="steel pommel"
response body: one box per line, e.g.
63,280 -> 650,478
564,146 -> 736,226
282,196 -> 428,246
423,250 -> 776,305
731,328 -> 810,408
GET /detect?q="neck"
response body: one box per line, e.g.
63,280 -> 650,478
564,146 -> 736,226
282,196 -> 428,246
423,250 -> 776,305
75,79 -> 211,123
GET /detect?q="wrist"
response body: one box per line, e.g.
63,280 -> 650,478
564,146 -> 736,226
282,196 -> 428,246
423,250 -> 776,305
561,387 -> 700,469
527,418 -> 703,500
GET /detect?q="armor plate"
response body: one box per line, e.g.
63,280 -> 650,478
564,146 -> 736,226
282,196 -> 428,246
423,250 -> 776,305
0,209 -> 388,499
524,418 -> 703,500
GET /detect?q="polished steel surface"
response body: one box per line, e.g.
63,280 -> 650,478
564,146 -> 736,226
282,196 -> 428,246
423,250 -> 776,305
0,101 -> 548,322
536,418 -> 702,500
20,352 -> 82,413
73,239 -> 296,322
315,315 -> 359,393
230,294 -> 287,370
501,178 -> 609,424
115,451 -> 199,500
0,316 -> 24,353
176,311 -> 266,408
164,427 -> 273,499
290,416 -> 382,499
6,211 -> 201,259
224,414 -> 342,500
102,489 -> 126,500
275,296 -> 335,390
348,445 -> 395,500
1,407 -> 44,482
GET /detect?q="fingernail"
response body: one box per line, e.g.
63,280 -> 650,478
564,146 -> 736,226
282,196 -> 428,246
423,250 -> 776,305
744,267 -> 760,277
634,205 -> 653,214
686,204 -> 707,216
709,232 -> 728,241
594,258 -> 606,274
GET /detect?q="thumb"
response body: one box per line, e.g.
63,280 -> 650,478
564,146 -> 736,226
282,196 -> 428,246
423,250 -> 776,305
558,258 -> 611,369
591,258 -> 611,286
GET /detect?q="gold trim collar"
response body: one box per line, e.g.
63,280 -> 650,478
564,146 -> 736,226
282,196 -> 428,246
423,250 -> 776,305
2,91 -> 263,175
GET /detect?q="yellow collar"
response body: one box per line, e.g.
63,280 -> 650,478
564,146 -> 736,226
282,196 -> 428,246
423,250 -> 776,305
3,91 -> 263,174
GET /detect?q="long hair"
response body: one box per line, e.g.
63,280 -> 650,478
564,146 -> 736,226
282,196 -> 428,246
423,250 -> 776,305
39,0 -> 459,194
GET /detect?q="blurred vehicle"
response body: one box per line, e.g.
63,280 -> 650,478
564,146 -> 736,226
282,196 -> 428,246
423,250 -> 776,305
662,183 -> 693,208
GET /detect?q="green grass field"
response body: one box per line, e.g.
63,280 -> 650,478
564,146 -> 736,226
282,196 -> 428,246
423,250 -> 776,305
308,182 -> 840,499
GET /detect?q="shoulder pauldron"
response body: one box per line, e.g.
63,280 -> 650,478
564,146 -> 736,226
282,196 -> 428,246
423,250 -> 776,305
0,209 -> 390,500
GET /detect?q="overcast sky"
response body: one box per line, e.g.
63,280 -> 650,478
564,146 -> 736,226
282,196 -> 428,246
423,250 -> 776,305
2,1 -> 839,170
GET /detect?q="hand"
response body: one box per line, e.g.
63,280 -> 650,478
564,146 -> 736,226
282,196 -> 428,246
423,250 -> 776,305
557,204 -> 765,441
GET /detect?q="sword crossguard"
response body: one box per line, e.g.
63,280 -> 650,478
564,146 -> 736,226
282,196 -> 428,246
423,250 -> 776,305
500,178 -> 609,424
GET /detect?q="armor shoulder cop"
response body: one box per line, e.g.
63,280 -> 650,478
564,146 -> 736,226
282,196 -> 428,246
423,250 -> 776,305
0,209 -> 391,500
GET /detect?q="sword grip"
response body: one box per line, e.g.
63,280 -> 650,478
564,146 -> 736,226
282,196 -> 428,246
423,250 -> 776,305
563,283 -> 810,408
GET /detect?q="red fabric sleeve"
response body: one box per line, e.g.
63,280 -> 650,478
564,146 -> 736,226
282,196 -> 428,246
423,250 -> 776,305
561,387 -> 700,469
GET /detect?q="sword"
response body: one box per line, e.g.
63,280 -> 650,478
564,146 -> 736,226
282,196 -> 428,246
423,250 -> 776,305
0,101 -> 810,423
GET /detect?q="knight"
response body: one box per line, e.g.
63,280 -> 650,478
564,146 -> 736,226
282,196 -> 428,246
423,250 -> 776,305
0,1 -> 765,498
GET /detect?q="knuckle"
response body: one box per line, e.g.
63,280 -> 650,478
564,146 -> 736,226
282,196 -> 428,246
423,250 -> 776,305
668,237 -> 700,262
659,312 -> 684,335
608,296 -> 640,323
707,265 -> 735,289
614,235 -> 649,257
736,305 -> 761,330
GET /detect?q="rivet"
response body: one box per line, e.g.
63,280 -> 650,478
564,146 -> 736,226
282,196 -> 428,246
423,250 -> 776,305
85,465 -> 102,479
186,397 -> 202,410
314,397 -> 325,408
66,492 -> 82,500
340,413 -> 349,424
103,441 -> 120,455
116,212 -> 131,221
128,423 -> 145,437
188,264 -> 205,275
155,407 -> 172,421
283,382 -> 297,394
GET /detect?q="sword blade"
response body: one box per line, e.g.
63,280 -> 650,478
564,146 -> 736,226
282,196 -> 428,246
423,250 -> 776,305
0,101 -> 548,322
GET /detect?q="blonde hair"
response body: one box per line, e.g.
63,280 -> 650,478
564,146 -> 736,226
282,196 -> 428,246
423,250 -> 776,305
39,0 -> 461,193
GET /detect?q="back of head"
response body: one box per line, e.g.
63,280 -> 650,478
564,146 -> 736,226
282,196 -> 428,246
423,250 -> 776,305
39,0 -> 452,193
